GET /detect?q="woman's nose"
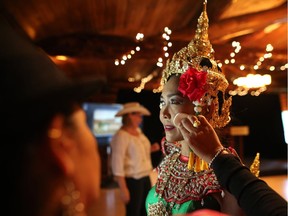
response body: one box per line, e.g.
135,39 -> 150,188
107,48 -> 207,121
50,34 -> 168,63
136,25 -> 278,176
161,107 -> 170,119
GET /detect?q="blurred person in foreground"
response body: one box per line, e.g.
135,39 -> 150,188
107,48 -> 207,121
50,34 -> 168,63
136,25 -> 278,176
111,102 -> 160,216
1,15 -> 103,216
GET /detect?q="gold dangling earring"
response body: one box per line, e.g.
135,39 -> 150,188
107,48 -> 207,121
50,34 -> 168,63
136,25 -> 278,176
61,181 -> 85,216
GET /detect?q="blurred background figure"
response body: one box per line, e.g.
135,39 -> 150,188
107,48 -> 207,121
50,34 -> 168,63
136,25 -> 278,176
1,15 -> 103,216
111,102 -> 160,216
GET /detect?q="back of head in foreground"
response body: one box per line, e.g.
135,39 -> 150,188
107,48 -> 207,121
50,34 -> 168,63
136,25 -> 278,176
1,16 -> 102,216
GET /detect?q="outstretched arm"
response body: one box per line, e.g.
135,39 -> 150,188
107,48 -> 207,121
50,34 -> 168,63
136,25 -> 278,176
178,114 -> 287,216
212,153 -> 287,216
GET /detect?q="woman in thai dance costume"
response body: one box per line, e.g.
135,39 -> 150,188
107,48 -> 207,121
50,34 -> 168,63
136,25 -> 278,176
145,1 -> 258,215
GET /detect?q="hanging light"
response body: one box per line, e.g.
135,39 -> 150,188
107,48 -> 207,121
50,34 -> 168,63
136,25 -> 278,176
233,74 -> 271,88
230,73 -> 272,96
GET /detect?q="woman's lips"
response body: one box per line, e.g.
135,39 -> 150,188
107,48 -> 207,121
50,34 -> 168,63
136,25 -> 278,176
164,125 -> 175,131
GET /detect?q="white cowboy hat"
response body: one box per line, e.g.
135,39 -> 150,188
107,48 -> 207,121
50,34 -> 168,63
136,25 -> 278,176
115,102 -> 151,117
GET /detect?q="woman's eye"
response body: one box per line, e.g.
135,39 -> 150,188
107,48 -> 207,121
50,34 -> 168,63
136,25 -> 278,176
170,99 -> 182,105
159,101 -> 165,109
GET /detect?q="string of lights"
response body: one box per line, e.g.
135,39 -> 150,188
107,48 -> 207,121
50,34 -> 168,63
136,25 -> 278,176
114,33 -> 144,66
113,34 -> 287,95
227,43 -> 287,96
127,27 -> 172,93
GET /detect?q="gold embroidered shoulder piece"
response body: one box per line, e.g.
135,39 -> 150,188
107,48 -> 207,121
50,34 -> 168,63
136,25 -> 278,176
155,140 -> 221,205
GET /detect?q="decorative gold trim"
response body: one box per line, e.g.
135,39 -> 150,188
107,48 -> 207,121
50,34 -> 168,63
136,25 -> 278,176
250,153 -> 260,177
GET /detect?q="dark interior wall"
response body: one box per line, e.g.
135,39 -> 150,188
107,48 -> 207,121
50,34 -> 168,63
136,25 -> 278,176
117,89 -> 287,160
231,94 -> 286,159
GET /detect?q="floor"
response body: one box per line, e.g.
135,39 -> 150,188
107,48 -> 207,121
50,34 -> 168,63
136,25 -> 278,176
88,171 -> 288,216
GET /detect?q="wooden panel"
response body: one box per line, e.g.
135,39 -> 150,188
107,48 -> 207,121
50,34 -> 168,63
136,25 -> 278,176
0,0 -> 286,95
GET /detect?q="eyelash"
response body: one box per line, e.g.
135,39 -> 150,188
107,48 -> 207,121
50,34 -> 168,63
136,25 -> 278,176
159,98 -> 184,109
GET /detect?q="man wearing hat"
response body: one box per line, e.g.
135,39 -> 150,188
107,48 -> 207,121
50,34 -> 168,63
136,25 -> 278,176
111,102 -> 160,216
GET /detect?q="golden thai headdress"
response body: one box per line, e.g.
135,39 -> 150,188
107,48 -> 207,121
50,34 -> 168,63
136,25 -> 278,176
161,0 -> 232,128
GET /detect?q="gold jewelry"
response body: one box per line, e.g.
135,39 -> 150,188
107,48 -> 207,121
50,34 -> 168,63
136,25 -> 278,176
193,120 -> 201,128
187,151 -> 195,170
208,147 -> 227,168
250,153 -> 260,177
61,181 -> 85,216
187,151 -> 209,172
151,141 -> 220,214
160,0 -> 232,129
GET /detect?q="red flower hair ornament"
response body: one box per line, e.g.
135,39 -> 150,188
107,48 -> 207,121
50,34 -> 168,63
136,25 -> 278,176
178,67 -> 207,102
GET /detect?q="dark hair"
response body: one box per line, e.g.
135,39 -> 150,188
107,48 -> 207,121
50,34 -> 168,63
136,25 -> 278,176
5,97 -> 81,138
200,57 -> 212,68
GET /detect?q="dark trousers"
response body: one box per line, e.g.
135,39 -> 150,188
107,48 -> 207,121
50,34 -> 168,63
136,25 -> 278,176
125,176 -> 151,216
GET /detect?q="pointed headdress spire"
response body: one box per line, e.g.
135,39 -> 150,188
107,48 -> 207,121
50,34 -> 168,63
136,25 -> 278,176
161,0 -> 232,128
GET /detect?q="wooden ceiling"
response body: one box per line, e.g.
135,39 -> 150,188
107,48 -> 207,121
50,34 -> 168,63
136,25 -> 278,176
1,0 -> 287,102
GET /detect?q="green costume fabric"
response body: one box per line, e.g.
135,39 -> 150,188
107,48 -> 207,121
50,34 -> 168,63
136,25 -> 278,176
146,185 -> 220,215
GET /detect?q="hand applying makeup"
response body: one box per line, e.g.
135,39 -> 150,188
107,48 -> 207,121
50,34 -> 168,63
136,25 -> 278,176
176,114 -> 225,164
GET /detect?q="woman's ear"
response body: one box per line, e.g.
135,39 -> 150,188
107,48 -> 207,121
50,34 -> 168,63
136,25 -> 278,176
47,114 -> 75,176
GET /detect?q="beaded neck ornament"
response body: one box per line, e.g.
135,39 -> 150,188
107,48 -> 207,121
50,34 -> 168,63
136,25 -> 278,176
161,0 -> 232,128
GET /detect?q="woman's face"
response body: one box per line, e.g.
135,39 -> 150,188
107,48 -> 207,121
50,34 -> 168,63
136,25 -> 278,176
123,112 -> 143,128
159,75 -> 195,142
129,112 -> 143,127
66,108 -> 101,205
